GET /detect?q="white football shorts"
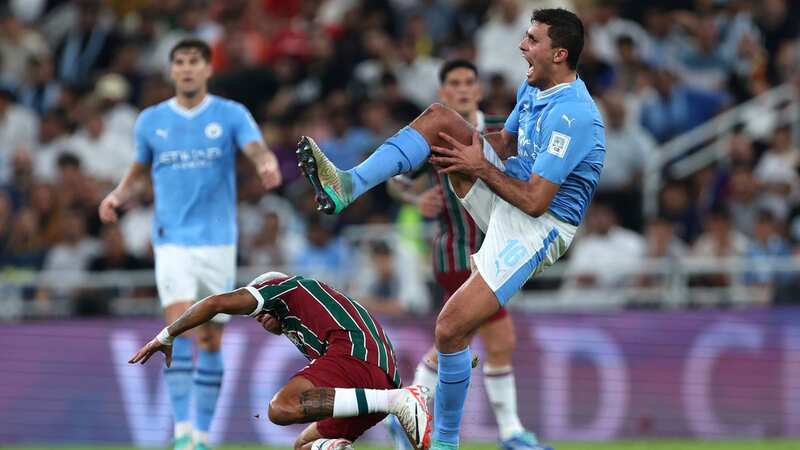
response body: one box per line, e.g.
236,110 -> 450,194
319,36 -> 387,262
154,244 -> 237,323
451,140 -> 577,305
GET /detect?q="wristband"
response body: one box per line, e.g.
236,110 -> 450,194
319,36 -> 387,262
156,327 -> 174,345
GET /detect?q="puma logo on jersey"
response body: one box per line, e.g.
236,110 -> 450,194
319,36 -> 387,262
561,114 -> 575,127
155,129 -> 168,139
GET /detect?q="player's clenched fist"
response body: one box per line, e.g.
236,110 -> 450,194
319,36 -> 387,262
98,192 -> 123,224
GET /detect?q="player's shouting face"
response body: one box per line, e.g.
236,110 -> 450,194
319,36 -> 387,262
170,48 -> 212,98
519,21 -> 568,89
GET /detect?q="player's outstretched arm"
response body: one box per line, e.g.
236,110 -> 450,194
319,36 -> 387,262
99,162 -> 149,223
243,141 -> 282,190
128,289 -> 259,366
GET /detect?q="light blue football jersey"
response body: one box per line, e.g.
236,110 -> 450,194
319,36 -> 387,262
134,95 -> 263,246
503,77 -> 605,226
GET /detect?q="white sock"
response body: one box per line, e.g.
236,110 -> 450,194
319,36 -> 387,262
174,421 -> 192,438
193,429 -> 209,446
332,388 -> 392,417
483,364 -> 525,440
413,359 -> 439,397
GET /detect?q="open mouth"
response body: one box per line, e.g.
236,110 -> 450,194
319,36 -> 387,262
527,61 -> 534,78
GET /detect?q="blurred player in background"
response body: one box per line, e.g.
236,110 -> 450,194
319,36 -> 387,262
129,272 -> 431,450
296,8 -> 603,450
386,60 -> 539,450
99,39 -> 281,450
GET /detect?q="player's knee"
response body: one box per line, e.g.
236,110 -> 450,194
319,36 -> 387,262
268,397 -> 301,426
434,315 -> 461,350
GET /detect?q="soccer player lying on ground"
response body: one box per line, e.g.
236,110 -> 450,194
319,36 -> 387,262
129,272 -> 432,450
296,8 -> 604,450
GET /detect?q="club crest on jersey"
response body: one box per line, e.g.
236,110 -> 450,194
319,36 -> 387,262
205,122 -> 222,139
546,131 -> 571,158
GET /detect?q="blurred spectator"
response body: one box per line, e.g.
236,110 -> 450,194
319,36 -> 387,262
631,216 -> 687,307
691,206 -> 749,258
93,73 -> 137,140
0,190 -> 14,264
639,67 -> 729,143
350,240 -> 430,316
0,88 -> 38,183
28,183 -> 62,245
244,211 -> 288,268
563,204 -> 646,302
659,180 -> 703,243
4,207 -> 47,271
35,208 -> 99,312
588,0 -> 653,65
596,92 -> 657,232
292,215 -> 352,284
76,224 -> 147,316
55,152 -> 102,214
475,0 -> 530,88
17,53 -> 62,115
688,207 -> 749,304
30,110 -> 69,182
725,165 -> 763,236
742,211 -> 791,291
148,1 -> 221,74
393,37 -> 442,109
316,94 -> 374,169
673,14 -> 731,92
379,72 -> 422,124
54,0 -> 120,85
0,9 -> 48,86
67,97 -> 133,184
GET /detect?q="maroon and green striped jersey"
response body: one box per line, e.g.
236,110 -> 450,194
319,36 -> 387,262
250,275 -> 401,387
429,112 -> 503,274
432,171 -> 485,274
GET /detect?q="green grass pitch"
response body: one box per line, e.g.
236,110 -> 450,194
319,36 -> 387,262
5,441 -> 800,450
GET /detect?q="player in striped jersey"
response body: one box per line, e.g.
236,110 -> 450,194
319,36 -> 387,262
387,60 -> 538,450
130,272 -> 432,450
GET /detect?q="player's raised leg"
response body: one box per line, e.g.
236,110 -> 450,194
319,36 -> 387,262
296,103 -> 475,214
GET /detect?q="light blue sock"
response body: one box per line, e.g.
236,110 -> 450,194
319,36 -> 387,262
348,126 -> 430,199
433,347 -> 472,447
164,337 -> 193,423
194,350 -> 224,433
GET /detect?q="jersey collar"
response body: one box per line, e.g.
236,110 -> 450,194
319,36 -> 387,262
168,95 -> 214,118
536,76 -> 579,100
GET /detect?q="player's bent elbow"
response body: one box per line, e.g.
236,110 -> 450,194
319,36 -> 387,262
524,202 -> 548,218
268,398 -> 301,426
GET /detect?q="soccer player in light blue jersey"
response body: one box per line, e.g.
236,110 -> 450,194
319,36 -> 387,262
296,9 -> 604,450
99,39 -> 281,450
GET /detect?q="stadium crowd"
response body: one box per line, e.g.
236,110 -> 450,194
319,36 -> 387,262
0,0 -> 799,317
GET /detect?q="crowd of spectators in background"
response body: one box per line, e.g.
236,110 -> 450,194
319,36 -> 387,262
0,0 -> 799,318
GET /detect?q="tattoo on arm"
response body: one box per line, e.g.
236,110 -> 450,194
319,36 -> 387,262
299,388 -> 335,421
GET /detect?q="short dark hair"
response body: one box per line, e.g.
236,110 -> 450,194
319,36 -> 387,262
531,8 -> 585,70
169,38 -> 211,62
439,59 -> 478,84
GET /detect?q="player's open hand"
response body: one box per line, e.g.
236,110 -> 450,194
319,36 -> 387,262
416,186 -> 444,218
430,130 -> 488,177
98,192 -> 122,224
129,337 -> 173,367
